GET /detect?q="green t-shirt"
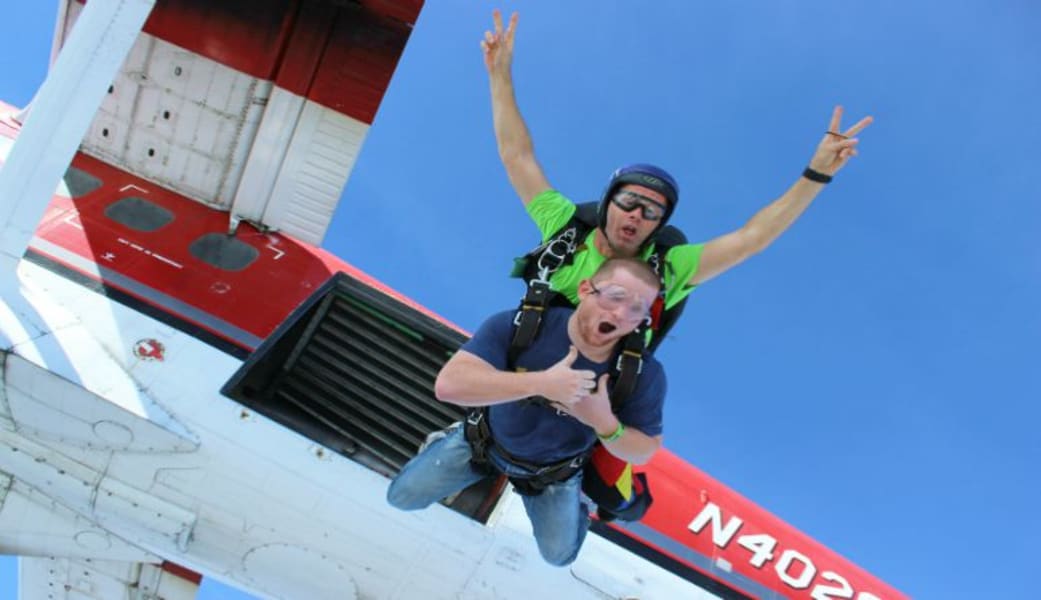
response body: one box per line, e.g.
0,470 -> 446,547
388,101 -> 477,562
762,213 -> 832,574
526,189 -> 702,310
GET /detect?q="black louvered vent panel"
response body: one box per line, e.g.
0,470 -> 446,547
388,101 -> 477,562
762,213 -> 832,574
274,295 -> 463,469
222,273 -> 506,522
223,273 -> 469,471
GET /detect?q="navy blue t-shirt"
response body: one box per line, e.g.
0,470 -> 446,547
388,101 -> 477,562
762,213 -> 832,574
460,307 -> 666,464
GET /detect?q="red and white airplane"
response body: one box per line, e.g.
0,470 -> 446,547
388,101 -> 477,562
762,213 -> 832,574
0,1 -> 907,599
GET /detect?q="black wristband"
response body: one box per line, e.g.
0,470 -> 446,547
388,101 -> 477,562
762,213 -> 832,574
802,167 -> 832,184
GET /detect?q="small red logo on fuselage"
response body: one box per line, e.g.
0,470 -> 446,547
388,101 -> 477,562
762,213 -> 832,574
133,339 -> 165,361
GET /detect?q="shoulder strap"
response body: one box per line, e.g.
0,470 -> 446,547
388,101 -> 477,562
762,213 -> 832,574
609,328 -> 646,412
653,223 -> 687,248
642,223 -> 691,354
572,201 -> 599,229
606,230 -> 681,406
508,280 -> 554,367
647,295 -> 688,353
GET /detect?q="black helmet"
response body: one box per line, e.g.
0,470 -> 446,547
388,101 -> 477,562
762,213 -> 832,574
597,163 -> 680,235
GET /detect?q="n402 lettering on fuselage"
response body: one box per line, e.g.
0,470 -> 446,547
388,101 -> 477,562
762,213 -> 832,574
688,502 -> 884,600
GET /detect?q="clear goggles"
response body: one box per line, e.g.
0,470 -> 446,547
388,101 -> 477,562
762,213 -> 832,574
589,280 -> 652,322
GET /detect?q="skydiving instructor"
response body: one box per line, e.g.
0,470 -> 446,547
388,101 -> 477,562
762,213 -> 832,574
483,9 -> 874,317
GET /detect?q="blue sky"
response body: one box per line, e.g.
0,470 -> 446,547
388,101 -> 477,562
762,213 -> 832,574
2,2 -> 1040,599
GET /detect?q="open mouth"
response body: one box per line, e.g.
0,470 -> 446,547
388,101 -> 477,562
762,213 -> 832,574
620,225 -> 637,237
598,321 -> 617,335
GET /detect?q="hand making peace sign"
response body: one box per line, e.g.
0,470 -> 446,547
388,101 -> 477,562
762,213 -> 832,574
481,9 -> 518,76
807,106 -> 874,176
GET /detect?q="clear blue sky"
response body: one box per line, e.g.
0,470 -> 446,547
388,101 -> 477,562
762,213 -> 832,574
3,2 -> 1040,599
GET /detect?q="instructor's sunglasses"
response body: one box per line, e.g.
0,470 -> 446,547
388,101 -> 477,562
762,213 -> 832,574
611,190 -> 668,221
589,280 -> 652,323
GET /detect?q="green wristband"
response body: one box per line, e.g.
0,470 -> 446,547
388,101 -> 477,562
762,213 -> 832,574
597,422 -> 625,443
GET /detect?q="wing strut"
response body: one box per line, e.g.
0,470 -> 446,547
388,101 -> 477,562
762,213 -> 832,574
0,0 -> 155,269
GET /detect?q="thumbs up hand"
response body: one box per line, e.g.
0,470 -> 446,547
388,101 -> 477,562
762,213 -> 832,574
537,346 -> 596,406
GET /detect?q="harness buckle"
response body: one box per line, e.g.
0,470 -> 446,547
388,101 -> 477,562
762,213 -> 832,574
536,267 -> 552,285
617,349 -> 644,375
528,277 -> 552,291
535,226 -> 578,274
514,279 -> 552,327
513,304 -> 544,326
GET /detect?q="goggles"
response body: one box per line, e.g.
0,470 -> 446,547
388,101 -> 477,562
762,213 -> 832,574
589,280 -> 652,323
611,190 -> 668,221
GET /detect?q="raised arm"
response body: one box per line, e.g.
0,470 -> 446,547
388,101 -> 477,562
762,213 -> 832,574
692,106 -> 873,285
482,10 -> 551,206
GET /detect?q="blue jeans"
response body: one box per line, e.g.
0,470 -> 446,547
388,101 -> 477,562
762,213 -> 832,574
386,424 -> 590,566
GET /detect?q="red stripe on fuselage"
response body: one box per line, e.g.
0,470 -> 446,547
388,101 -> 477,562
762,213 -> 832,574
29,149 -> 452,347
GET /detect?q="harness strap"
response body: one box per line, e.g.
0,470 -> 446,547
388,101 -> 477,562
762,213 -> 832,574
611,328 -> 646,410
463,406 -> 590,496
463,407 -> 495,474
509,279 -> 553,366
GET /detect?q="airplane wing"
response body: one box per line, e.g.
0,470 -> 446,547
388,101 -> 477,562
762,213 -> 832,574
1,472 -> 201,599
18,558 -> 200,600
48,0 -> 420,245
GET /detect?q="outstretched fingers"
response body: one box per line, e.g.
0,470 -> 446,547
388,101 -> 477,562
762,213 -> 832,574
843,115 -> 874,138
504,11 -> 518,46
828,105 -> 874,139
492,8 -> 504,36
828,105 -> 844,134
